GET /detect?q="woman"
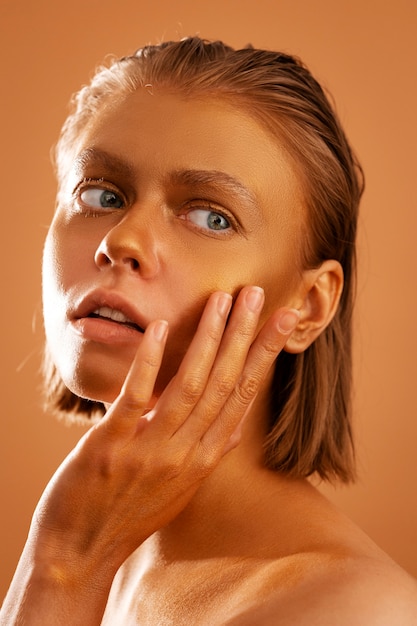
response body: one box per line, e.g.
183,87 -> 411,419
2,37 -> 416,624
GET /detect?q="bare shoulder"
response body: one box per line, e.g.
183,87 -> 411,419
301,556 -> 417,626
227,554 -> 417,626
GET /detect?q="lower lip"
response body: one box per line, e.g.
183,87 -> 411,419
71,317 -> 144,345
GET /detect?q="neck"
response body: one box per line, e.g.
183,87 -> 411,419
137,384 -> 311,566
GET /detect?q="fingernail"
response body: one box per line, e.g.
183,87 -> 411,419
245,287 -> 264,312
153,320 -> 168,342
217,293 -> 233,317
278,309 -> 300,334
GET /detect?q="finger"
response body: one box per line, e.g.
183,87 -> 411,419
145,291 -> 233,437
103,319 -> 169,433
174,286 -> 266,440
200,307 -> 300,456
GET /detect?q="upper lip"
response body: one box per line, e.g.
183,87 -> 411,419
71,289 -> 148,332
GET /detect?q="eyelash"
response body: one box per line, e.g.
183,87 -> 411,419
72,179 -> 238,235
181,204 -> 235,235
73,179 -> 126,217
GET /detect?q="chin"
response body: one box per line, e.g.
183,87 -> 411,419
65,373 -> 123,406
56,353 -> 129,406
52,330 -> 186,409
60,357 -> 175,409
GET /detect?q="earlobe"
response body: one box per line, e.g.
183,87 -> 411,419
284,260 -> 344,354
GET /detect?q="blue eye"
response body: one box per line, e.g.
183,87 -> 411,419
79,188 -> 124,209
187,208 -> 231,231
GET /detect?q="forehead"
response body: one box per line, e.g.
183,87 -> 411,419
66,89 -> 304,221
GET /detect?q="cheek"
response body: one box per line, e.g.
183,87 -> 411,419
42,216 -> 101,311
148,265 -> 241,393
42,227 -> 63,327
262,266 -> 301,315
236,253 -> 303,332
42,222 -> 92,369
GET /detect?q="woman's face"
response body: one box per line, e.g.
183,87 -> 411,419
43,89 -> 306,404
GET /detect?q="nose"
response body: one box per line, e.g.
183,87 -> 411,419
94,215 -> 160,278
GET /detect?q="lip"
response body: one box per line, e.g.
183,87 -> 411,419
70,288 -> 148,345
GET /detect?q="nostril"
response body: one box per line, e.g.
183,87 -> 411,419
95,251 -> 112,267
94,238 -> 149,274
95,249 -> 140,271
126,257 -> 140,271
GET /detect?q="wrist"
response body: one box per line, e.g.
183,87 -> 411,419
30,539 -> 118,597
1,540 -> 117,625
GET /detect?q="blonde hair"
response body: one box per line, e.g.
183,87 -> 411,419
45,37 -> 364,483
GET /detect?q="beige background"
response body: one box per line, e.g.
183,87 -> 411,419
0,0 -> 416,600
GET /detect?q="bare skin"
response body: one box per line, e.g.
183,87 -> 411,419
1,89 -> 416,624
103,471 -> 417,625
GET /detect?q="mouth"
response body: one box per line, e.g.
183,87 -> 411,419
71,290 -> 149,343
88,306 -> 145,333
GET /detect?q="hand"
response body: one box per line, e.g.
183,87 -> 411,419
30,287 -> 300,585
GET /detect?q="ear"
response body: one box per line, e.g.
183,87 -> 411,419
284,260 -> 343,354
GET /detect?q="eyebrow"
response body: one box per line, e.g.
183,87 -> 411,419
168,169 -> 258,214
72,147 -> 259,218
73,148 -> 136,180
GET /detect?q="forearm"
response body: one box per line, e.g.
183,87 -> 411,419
0,543 -> 115,625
